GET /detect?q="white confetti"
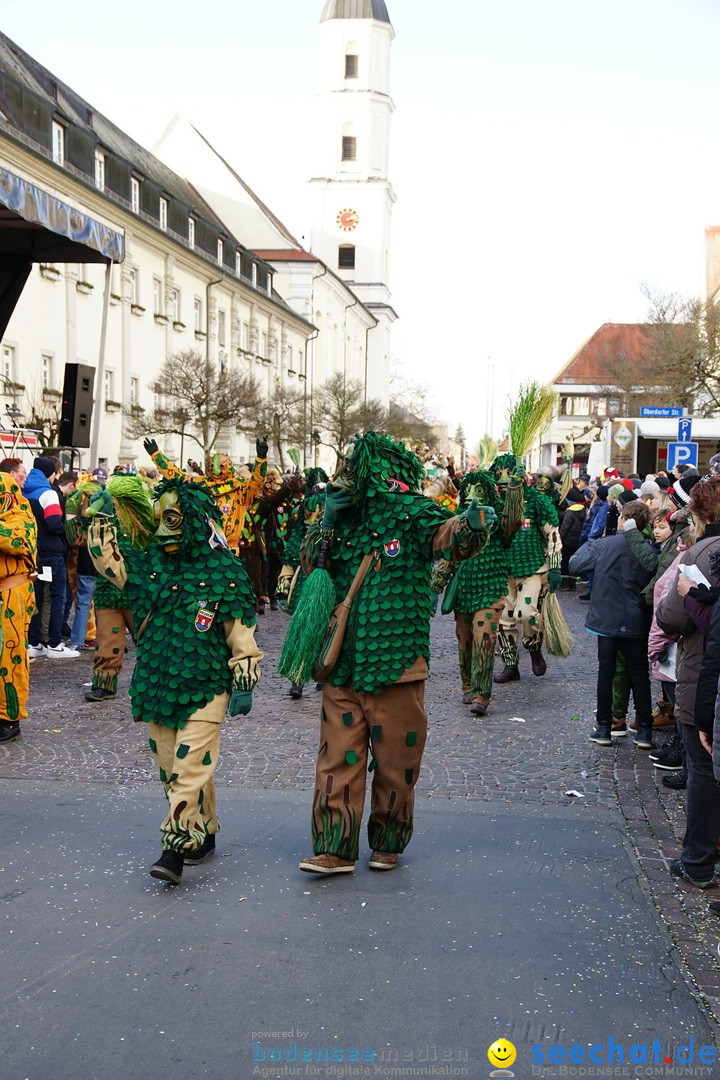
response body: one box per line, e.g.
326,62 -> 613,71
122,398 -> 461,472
508,716 -> 526,723
564,790 -> 585,798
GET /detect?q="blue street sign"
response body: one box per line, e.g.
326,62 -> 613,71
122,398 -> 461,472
639,406 -> 683,418
678,417 -> 693,442
667,442 -> 698,471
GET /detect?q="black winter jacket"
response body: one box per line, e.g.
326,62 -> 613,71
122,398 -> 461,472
568,532 -> 653,637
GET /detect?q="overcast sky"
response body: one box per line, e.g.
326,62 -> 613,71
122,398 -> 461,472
4,0 -> 720,447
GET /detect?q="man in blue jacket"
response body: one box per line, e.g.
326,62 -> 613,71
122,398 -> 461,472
569,500 -> 654,749
23,457 -> 77,659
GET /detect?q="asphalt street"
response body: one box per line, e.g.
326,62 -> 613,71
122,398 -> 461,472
1,592 -> 719,1079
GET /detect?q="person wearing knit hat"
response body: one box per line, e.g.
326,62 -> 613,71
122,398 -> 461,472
656,475 -> 670,490
607,483 -> 625,502
33,456 -> 58,480
640,480 -> 660,503
669,474 -> 701,509
618,489 -> 639,507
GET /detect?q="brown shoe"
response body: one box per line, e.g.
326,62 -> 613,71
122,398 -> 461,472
494,664 -> 520,684
298,853 -> 355,875
652,701 -> 675,728
368,851 -> 399,871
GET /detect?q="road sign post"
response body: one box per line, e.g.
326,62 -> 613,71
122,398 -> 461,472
678,417 -> 693,443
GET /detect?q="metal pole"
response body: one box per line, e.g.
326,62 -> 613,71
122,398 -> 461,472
89,262 -> 112,467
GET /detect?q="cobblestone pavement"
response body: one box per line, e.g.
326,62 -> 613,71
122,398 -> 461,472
3,589 -> 720,1017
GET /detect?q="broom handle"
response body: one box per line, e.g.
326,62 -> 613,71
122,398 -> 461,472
316,537 -> 331,571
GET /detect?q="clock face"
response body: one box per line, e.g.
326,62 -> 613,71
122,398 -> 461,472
337,208 -> 359,231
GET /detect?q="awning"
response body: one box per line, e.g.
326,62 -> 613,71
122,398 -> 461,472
635,418 -> 720,441
0,167 -> 124,339
0,168 -> 123,262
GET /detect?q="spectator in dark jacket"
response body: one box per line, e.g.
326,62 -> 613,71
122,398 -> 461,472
657,475 -> 720,888
559,489 -> 585,588
569,501 -> 654,749
23,457 -> 77,660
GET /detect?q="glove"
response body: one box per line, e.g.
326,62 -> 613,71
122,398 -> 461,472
143,437 -> 159,457
466,499 -> 497,532
622,517 -> 637,532
322,485 -> 353,531
85,488 -> 114,517
511,463 -> 526,482
256,436 -> 269,459
429,590 -> 439,617
228,689 -> 252,716
547,568 -> 562,593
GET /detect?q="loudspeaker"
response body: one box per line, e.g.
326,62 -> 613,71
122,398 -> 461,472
59,363 -> 95,448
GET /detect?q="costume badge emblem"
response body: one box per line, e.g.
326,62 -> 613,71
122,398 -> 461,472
384,538 -> 400,558
195,606 -> 216,632
221,503 -> 231,514
522,518 -> 531,531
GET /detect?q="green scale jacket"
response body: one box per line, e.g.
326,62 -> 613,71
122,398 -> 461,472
433,525 -> 508,612
88,518 -> 259,729
506,487 -> 559,578
302,492 -> 487,694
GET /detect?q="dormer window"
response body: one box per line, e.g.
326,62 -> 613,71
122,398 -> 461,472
94,149 -> 105,191
159,197 -> 168,232
130,176 -> 141,214
52,120 -> 65,166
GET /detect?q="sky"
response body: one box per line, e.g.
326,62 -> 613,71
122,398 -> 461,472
4,0 -> 720,449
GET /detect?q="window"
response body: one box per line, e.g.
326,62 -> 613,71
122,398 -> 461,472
94,150 -> 105,192
345,54 -> 359,78
218,310 -> 226,347
591,397 -> 608,417
188,217 -> 195,249
159,197 -> 168,232
130,378 -> 139,407
130,176 -> 140,214
41,353 -> 53,389
167,287 -> 179,322
235,250 -> 242,277
2,344 -> 15,383
153,277 -> 163,315
338,244 -> 356,270
572,396 -> 590,416
127,267 -> 137,304
217,238 -> 224,266
193,297 -> 203,332
104,370 -> 114,401
342,136 -> 357,161
51,120 -> 65,166
261,331 -> 268,358
241,321 -> 249,350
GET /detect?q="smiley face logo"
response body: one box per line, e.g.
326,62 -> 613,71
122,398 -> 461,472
488,1039 -> 516,1069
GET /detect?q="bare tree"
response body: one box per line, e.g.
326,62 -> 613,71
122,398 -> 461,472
250,379 -> 308,471
125,348 -> 263,467
21,386 -> 62,449
313,373 -> 386,468
641,285 -> 720,415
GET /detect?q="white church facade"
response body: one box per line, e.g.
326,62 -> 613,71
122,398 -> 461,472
0,0 -> 398,468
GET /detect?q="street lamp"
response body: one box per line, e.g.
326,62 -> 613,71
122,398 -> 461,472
312,429 -> 320,468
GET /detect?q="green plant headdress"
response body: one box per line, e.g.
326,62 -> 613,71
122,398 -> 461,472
105,474 -> 156,547
152,476 -> 223,557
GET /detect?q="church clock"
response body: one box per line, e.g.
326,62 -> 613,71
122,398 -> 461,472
336,208 -> 359,231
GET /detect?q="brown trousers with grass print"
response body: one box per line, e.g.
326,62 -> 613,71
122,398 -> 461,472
311,680 -> 427,862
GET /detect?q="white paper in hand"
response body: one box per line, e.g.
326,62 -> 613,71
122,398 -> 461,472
37,565 -> 53,582
679,563 -> 711,588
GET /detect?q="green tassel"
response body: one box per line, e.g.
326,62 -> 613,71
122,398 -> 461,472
278,566 -> 337,685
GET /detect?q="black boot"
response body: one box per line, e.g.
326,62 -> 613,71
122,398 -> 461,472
0,719 -> 21,742
590,722 -> 612,746
289,683 -> 303,699
634,724 -> 653,750
149,850 -> 183,884
529,645 -> 547,677
184,834 -> 216,865
494,665 -> 520,684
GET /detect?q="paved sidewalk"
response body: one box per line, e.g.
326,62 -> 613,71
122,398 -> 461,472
1,591 -> 719,1078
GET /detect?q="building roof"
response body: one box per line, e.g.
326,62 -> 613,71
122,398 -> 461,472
320,0 -> 391,24
552,323 -> 655,387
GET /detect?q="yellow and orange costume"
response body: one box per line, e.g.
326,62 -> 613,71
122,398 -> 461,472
0,472 -> 37,736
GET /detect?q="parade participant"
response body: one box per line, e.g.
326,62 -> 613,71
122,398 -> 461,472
277,470 -> 328,699
143,436 -> 269,557
430,468 -> 506,716
0,471 -> 37,742
279,431 -> 496,875
490,453 -> 561,683
86,475 -> 263,885
81,476 -> 154,701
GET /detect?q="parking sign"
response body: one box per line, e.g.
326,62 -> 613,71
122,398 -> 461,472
667,442 -> 698,471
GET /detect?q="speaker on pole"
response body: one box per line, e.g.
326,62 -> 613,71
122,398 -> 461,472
59,363 -> 95,448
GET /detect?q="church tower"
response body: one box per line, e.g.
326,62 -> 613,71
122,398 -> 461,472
309,0 -> 397,405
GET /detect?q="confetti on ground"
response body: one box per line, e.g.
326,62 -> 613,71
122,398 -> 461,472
564,790 -> 585,798
508,716 -> 526,723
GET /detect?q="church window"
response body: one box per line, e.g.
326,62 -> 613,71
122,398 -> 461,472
338,245 -> 355,270
345,54 -> 358,78
342,136 -> 357,161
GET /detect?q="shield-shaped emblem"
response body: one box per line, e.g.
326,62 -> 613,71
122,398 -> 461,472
221,503 -> 232,515
195,606 -> 215,632
384,538 -> 400,558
